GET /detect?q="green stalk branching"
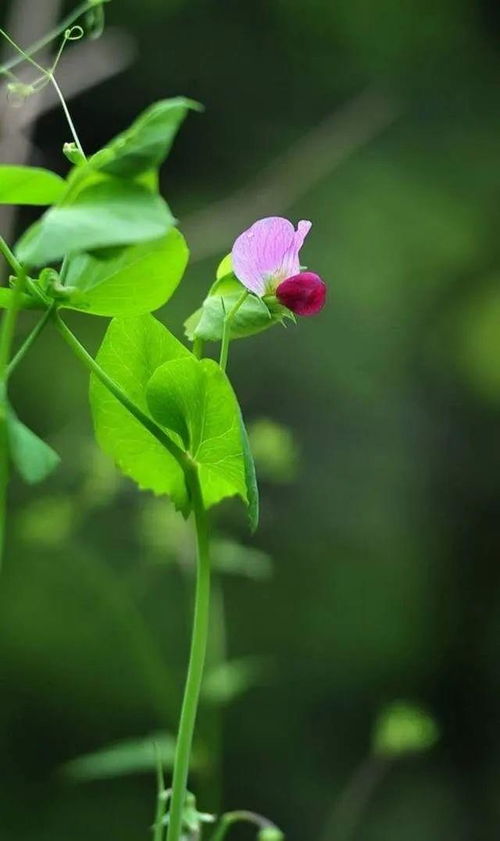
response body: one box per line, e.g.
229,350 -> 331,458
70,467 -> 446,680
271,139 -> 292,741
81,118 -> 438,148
0,0 -> 108,77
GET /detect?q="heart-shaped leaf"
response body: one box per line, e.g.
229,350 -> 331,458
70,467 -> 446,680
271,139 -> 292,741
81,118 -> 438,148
6,407 -> 60,484
0,288 -> 40,310
63,732 -> 182,781
0,165 -> 66,205
63,229 -> 188,316
15,179 -> 174,267
146,357 -> 248,510
87,98 -> 201,178
89,315 -> 190,510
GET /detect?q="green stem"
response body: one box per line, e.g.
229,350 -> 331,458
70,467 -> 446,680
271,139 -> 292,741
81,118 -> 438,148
0,28 -> 47,76
7,304 -> 55,377
166,468 -> 210,841
0,271 -> 27,379
199,577 -> 227,812
193,337 -> 204,360
54,314 -> 212,841
219,290 -> 248,372
0,417 -> 8,571
0,24 -> 86,158
0,0 -> 108,76
49,74 -> 86,158
153,752 -> 169,841
0,235 -> 23,277
53,313 -> 187,470
0,259 -> 27,569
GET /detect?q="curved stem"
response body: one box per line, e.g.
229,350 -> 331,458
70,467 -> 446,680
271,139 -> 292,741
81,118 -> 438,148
0,235 -> 23,277
53,313 -> 187,470
219,290 -> 248,372
210,811 -> 282,841
318,756 -> 388,841
7,303 -> 55,377
167,467 -> 210,841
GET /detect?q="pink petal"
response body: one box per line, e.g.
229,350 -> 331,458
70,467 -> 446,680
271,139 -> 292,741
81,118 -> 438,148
280,220 -> 312,279
231,217 -> 296,296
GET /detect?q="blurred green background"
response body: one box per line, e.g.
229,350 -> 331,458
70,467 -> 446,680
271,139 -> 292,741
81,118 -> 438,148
1,0 -> 500,839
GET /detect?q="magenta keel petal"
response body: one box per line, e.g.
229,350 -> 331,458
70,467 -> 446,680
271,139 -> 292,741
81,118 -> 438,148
276,272 -> 326,316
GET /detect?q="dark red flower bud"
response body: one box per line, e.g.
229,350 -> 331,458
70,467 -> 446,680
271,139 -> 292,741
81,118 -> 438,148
276,272 -> 326,316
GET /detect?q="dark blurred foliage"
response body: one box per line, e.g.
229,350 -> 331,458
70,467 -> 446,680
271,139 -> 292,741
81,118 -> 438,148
1,0 -> 500,839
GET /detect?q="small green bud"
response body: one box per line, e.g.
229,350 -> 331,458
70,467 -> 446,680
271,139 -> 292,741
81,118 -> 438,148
38,268 -> 59,292
44,272 -> 77,302
258,828 -> 284,841
6,81 -> 35,107
85,4 -> 105,40
372,701 -> 440,758
63,142 -> 86,166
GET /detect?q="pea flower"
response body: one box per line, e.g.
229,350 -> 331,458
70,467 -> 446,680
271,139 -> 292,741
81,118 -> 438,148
231,217 -> 326,316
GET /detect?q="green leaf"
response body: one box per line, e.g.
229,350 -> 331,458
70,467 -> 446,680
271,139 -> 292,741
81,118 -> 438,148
6,408 -> 60,484
247,418 -> 299,484
63,229 -> 188,316
184,276 -> 293,343
0,287 -> 39,310
63,732 -> 179,781
202,656 -> 268,706
89,315 -> 190,510
0,165 -> 66,205
211,538 -> 273,580
144,356 -> 205,450
87,97 -> 201,178
372,701 -> 440,758
15,179 -> 174,267
146,357 -> 248,510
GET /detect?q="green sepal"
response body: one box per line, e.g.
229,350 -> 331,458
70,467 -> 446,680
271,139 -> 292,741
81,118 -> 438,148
184,275 -> 293,343
63,142 -> 86,166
